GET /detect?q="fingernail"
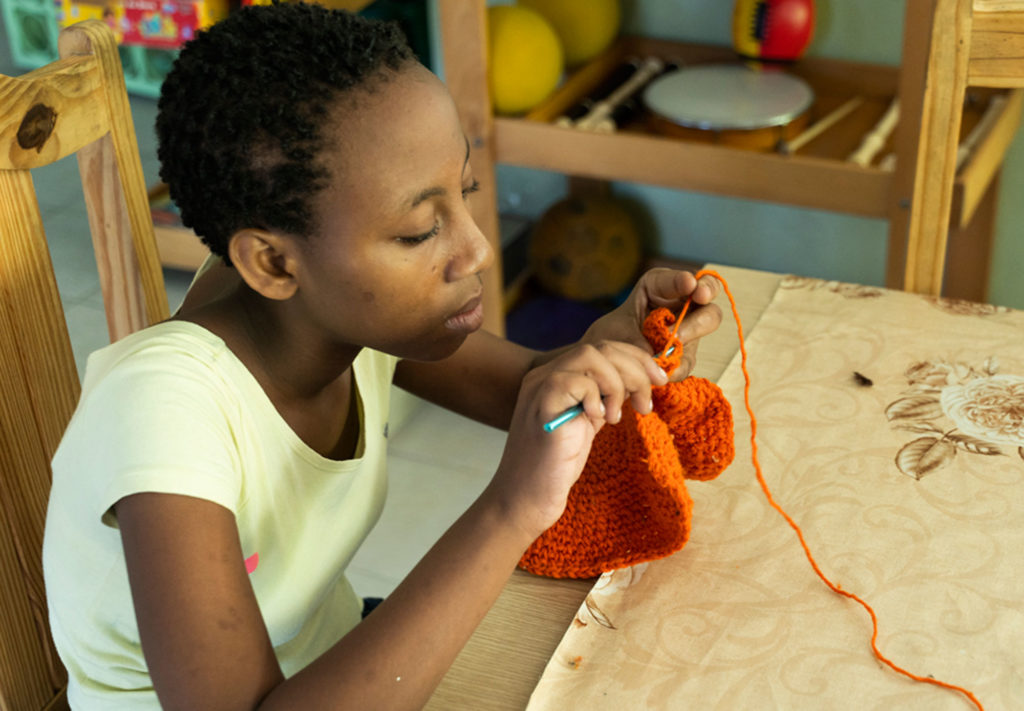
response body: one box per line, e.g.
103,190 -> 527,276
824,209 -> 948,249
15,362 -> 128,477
599,401 -> 606,416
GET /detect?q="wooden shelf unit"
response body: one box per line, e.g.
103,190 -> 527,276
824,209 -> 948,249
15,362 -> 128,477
437,0 -> 1023,335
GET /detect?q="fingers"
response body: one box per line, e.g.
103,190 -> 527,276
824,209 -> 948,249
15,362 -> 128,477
675,338 -> 700,380
632,269 -> 723,382
637,269 -> 695,311
692,272 -> 722,305
544,341 -> 667,426
641,268 -> 723,343
638,268 -> 721,311
675,302 -> 723,344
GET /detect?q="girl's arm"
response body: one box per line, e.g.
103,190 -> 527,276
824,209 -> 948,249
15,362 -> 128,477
117,339 -> 658,710
117,485 -> 534,710
394,268 -> 722,430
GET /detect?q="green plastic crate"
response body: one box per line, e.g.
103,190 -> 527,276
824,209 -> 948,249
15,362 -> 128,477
2,0 -> 174,97
2,0 -> 60,69
119,44 -> 176,99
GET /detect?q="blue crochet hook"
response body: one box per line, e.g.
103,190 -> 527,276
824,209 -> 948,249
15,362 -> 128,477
543,345 -> 675,432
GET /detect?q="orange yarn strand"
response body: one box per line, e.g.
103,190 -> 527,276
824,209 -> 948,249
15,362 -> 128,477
680,269 -> 984,711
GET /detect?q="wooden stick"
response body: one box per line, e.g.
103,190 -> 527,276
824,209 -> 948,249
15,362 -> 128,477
778,96 -> 864,155
574,56 -> 664,131
872,94 -> 1006,173
554,59 -> 641,127
848,98 -> 900,166
956,94 -> 1007,170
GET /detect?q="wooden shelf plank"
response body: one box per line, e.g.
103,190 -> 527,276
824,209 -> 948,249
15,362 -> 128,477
970,9 -> 1024,86
495,118 -> 893,217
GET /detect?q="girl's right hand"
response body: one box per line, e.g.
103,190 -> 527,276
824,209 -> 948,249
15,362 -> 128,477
485,339 -> 669,542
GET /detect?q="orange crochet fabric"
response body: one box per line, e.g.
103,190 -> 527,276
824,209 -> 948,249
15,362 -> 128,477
519,307 -> 735,579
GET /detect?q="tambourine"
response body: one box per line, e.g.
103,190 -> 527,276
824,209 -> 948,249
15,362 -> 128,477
642,63 -> 814,151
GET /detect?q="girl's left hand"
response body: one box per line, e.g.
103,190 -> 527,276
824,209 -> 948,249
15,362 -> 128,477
581,269 -> 723,380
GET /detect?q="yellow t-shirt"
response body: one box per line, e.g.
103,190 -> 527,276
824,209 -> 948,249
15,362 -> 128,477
42,321 -> 396,709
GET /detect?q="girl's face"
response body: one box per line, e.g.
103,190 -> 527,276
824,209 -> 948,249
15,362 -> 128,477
296,62 -> 493,361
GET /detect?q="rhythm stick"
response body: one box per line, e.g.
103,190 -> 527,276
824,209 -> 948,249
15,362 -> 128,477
777,96 -> 864,155
848,98 -> 900,166
861,93 -> 1005,173
574,56 -> 664,131
956,94 -> 1007,170
554,59 -> 641,128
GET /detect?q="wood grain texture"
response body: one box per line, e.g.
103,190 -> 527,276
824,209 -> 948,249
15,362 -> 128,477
903,0 -> 972,295
970,9 -> 1024,85
0,170 -> 76,709
0,55 -> 107,170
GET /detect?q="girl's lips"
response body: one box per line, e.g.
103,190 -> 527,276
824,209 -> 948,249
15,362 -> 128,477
445,296 -> 484,333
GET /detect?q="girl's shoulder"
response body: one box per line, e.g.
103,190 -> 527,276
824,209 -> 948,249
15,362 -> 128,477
81,320 -> 238,389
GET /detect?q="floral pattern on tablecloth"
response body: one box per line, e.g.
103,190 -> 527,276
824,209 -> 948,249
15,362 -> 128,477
887,359 -> 1024,478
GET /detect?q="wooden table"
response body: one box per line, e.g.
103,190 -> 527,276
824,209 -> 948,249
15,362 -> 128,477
425,265 -> 787,710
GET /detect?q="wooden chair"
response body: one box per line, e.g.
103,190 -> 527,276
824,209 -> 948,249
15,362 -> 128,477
0,20 -> 169,709
887,0 -> 1024,299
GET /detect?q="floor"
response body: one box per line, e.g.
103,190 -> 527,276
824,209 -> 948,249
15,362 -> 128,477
3,46 -> 506,601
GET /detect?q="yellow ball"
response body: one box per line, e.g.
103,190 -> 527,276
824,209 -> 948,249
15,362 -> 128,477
520,0 -> 621,67
488,5 -> 564,115
529,195 -> 643,302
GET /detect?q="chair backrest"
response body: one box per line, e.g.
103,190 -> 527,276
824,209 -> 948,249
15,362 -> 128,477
893,0 -> 1024,298
0,20 -> 169,709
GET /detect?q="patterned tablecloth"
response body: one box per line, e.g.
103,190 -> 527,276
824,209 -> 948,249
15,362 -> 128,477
525,276 -> 1024,711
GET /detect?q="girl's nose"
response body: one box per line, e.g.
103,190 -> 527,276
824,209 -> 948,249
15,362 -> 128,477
446,207 -> 494,282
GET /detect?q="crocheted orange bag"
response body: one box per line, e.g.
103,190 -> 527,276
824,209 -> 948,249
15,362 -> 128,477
519,307 -> 735,579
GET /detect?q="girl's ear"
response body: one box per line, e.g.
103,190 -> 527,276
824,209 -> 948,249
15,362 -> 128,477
227,229 -> 300,301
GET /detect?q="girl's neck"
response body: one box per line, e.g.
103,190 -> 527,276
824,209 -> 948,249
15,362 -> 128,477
182,283 -> 360,405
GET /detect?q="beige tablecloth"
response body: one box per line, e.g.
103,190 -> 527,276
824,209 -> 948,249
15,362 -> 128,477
526,276 -> 1024,711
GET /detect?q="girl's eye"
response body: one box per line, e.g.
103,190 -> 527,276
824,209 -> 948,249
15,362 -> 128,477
397,182 -> 478,244
398,222 -> 440,245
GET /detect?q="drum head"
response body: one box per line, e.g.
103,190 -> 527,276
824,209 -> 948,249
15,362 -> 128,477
643,64 -> 814,131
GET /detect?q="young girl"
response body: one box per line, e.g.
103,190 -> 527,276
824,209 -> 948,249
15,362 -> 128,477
42,4 -> 721,708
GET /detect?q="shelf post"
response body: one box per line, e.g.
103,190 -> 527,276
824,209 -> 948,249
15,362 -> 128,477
890,0 -> 973,296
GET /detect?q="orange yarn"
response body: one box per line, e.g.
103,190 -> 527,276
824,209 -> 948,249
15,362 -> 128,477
518,307 -> 735,578
704,270 -> 984,711
521,269 -> 985,710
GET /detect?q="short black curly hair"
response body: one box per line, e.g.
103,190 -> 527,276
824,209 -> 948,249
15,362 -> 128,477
156,2 -> 416,263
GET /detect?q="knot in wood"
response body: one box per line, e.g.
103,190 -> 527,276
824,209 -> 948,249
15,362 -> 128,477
17,104 -> 57,153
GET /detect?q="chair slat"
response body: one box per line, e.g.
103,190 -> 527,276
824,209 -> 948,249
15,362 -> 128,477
0,170 -> 73,708
61,23 -> 170,336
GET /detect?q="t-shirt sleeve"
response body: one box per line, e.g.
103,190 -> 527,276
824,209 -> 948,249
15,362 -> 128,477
56,348 -> 244,529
